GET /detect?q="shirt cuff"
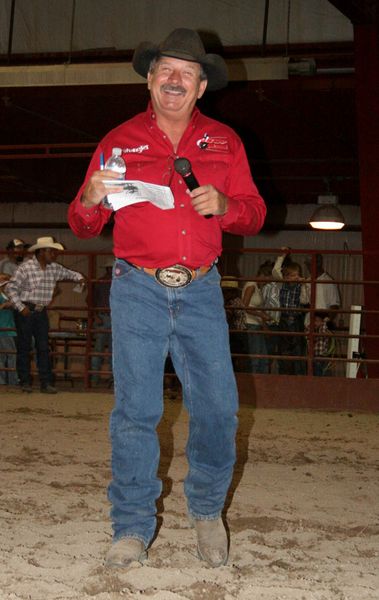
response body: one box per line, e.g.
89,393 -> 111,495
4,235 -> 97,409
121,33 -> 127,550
216,197 -> 239,227
74,195 -> 102,217
71,195 -> 105,234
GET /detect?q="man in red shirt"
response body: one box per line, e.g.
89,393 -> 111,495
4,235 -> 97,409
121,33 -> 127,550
69,28 -> 266,569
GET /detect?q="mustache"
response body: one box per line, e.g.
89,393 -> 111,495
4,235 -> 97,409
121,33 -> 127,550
161,84 -> 186,94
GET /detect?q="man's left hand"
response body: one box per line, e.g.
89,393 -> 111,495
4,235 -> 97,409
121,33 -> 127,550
188,185 -> 228,217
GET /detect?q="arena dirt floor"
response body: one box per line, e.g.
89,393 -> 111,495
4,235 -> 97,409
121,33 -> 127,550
0,388 -> 378,600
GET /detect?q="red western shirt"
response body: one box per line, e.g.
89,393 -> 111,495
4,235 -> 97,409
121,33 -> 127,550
68,104 -> 266,269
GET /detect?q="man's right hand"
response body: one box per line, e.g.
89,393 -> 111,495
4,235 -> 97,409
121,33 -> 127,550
81,169 -> 125,208
20,306 -> 31,316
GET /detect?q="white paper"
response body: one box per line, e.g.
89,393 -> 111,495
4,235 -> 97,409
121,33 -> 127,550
103,180 -> 175,212
73,282 -> 85,293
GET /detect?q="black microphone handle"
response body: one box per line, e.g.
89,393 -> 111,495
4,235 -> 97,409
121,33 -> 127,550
182,174 -> 212,219
183,172 -> 199,191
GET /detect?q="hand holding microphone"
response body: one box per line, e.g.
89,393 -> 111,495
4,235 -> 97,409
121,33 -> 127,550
174,158 -> 213,219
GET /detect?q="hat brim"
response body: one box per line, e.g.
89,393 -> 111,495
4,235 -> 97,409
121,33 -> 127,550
28,242 -> 64,252
132,43 -> 228,91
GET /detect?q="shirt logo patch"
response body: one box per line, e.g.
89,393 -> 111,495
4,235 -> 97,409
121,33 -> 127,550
122,145 -> 149,154
196,136 -> 229,153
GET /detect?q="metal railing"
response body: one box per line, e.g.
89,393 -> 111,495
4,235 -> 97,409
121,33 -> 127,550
1,248 -> 378,385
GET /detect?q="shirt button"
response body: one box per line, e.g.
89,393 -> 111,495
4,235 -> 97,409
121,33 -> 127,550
182,256 -> 187,261
179,179 -> 182,184
180,204 -> 185,208
181,230 -> 186,235
86,213 -> 90,217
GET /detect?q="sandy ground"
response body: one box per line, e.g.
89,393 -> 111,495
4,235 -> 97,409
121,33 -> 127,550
0,389 -> 378,600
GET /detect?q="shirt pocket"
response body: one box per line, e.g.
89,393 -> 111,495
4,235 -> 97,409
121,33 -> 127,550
193,158 -> 231,192
123,158 -> 158,183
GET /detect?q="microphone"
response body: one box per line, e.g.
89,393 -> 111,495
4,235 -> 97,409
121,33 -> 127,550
174,157 -> 212,219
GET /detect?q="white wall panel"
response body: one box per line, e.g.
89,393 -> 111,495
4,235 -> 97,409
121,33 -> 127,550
1,0 -> 353,55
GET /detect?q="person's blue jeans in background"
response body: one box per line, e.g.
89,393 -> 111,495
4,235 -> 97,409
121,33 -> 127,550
278,316 -> 306,375
246,324 -> 269,373
313,359 -> 330,376
0,336 -> 18,385
91,312 -> 112,382
14,308 -> 53,386
108,260 -> 238,547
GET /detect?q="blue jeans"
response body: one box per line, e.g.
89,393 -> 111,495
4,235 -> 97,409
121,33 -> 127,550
246,324 -> 269,374
278,317 -> 306,375
0,336 -> 18,385
14,308 -> 53,386
108,260 -> 239,546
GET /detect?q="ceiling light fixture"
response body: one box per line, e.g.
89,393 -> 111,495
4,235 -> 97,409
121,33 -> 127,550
309,194 -> 345,230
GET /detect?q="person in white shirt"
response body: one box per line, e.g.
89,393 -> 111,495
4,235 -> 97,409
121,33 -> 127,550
242,264 -> 271,374
304,254 -> 341,327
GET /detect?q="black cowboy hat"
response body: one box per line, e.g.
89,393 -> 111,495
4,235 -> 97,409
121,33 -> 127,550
132,28 -> 228,91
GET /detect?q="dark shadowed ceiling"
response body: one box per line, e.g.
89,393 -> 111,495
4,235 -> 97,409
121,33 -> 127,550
0,54 -> 358,210
0,0 -> 376,220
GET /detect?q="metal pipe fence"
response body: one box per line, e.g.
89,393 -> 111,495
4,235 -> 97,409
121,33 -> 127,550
1,248 -> 378,386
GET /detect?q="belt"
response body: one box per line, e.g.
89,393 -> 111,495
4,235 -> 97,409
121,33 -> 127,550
124,260 -> 214,288
25,302 -> 45,312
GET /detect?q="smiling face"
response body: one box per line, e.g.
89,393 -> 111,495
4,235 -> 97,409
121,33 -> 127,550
147,56 -> 207,123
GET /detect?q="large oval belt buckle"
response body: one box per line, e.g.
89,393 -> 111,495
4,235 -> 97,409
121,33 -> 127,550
155,265 -> 193,288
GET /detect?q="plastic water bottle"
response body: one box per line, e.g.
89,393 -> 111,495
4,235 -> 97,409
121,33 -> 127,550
105,147 -> 126,175
102,148 -> 126,209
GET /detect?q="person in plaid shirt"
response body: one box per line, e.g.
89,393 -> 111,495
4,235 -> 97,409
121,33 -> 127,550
306,311 -> 332,376
273,251 -> 310,375
6,236 -> 85,393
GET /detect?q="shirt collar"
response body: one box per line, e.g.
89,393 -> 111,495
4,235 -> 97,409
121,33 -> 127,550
145,102 -> 200,129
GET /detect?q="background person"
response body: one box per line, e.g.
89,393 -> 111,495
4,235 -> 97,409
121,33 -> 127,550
305,311 -> 333,376
0,239 -> 28,276
273,250 -> 309,375
0,273 -> 18,386
259,260 -> 281,372
68,28 -> 266,569
304,253 -> 341,328
221,276 -> 247,371
242,265 -> 270,374
90,261 -> 113,385
6,236 -> 85,394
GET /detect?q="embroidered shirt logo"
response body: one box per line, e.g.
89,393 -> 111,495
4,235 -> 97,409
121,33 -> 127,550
122,144 -> 149,154
196,136 -> 229,153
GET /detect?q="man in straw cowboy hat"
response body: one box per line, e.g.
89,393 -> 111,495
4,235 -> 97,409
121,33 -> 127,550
69,28 -> 266,568
6,236 -> 85,394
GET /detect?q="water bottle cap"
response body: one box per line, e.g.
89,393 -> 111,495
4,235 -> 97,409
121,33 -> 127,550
112,147 -> 122,156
